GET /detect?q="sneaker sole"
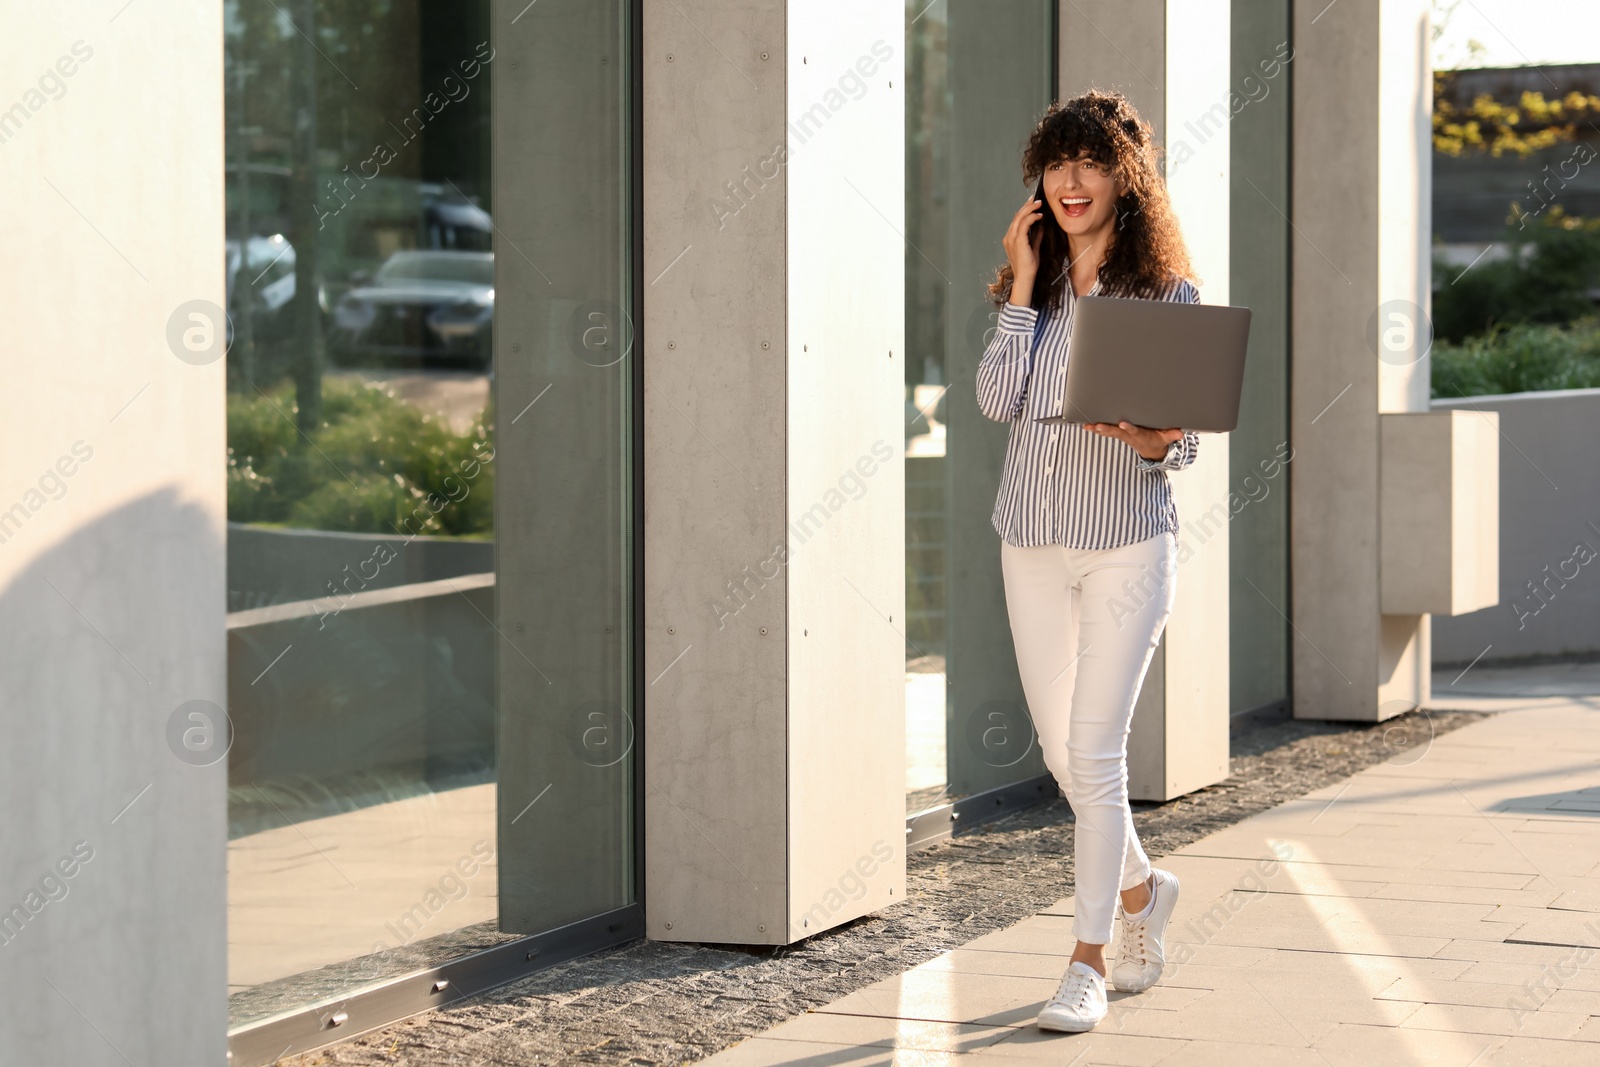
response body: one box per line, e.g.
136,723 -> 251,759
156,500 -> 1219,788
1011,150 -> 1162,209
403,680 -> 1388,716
1036,1011 -> 1103,1033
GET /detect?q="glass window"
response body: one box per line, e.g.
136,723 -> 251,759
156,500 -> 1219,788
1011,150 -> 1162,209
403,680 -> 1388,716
223,0 -> 633,1029
904,0 -> 1056,812
1229,0 -> 1291,715
489,0 -> 636,937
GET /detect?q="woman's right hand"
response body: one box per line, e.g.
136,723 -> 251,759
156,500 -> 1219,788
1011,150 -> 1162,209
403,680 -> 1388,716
1003,196 -> 1044,305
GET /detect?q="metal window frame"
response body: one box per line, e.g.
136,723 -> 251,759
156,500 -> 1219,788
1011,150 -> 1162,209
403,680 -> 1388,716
906,773 -> 1059,850
226,907 -> 643,1066
629,0 -> 648,932
1283,0 -> 1296,715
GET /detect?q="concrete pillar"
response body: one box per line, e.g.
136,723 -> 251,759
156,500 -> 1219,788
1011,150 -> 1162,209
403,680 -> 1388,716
1058,0 -> 1234,799
642,0 -> 905,944
0,3 -> 227,1062
1291,0 -> 1434,720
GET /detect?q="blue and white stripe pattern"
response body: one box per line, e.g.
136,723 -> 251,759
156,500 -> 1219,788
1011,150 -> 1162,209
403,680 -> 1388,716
976,275 -> 1201,550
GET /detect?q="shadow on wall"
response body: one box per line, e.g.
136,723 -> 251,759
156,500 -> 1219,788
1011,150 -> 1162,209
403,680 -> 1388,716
0,488 -> 226,1064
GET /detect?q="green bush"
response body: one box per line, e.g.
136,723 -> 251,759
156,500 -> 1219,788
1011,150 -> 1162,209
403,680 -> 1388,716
228,378 -> 494,536
1431,318 -> 1600,399
1432,208 -> 1600,344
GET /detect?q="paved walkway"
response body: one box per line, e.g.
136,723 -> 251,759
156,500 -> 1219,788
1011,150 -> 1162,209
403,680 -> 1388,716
705,688 -> 1600,1065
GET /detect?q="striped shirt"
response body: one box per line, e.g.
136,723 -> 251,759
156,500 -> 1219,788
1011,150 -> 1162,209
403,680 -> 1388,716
976,275 -> 1201,550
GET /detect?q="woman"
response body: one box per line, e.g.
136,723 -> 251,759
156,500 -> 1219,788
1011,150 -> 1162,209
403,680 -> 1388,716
976,89 -> 1197,1034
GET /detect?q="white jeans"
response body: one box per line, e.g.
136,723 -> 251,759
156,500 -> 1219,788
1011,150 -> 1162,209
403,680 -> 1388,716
1000,530 -> 1177,945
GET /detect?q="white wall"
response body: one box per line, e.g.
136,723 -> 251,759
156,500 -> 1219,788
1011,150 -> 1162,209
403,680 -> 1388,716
1431,389 -> 1600,664
785,0 -> 906,939
1377,0 -> 1434,415
0,3 -> 227,1063
1153,0 -> 1232,797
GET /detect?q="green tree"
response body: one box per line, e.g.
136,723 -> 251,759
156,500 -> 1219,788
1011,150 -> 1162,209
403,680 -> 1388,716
1434,207 -> 1600,342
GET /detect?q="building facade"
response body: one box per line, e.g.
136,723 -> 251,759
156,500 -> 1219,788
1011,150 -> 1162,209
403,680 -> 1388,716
0,1 -> 1487,1063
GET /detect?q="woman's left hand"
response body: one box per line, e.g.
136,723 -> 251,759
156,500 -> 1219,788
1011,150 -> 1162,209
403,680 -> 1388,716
1086,421 -> 1182,461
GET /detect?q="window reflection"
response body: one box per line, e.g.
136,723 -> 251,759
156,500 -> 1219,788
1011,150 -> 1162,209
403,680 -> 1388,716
223,0 -> 508,1024
331,249 -> 495,370
905,0 -> 952,816
904,0 -> 1054,812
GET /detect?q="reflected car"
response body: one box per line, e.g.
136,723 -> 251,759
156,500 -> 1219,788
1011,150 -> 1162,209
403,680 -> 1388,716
330,250 -> 494,369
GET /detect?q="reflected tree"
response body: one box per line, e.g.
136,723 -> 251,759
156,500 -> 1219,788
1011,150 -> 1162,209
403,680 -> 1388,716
287,0 -> 325,433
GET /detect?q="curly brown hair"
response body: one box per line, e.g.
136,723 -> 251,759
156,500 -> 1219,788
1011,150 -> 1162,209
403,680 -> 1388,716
988,90 -> 1195,313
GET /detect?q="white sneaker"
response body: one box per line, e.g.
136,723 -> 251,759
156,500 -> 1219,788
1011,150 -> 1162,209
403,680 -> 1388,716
1112,868 -> 1180,993
1036,960 -> 1108,1032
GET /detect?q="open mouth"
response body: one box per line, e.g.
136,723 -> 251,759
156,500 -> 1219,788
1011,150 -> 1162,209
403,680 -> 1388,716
1060,196 -> 1091,219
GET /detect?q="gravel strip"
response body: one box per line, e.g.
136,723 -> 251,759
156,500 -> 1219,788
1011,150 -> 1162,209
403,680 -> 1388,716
282,705 -> 1488,1066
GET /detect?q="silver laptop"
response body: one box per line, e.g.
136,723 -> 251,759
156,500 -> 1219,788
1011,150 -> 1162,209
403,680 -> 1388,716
1034,295 -> 1251,433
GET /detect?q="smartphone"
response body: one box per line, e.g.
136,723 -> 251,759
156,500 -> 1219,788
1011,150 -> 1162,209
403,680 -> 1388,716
1030,180 -> 1056,259
1030,181 -> 1056,251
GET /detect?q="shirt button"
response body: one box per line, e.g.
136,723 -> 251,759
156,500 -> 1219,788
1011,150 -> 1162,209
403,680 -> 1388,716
1050,432 -> 1058,442
1044,466 -> 1053,474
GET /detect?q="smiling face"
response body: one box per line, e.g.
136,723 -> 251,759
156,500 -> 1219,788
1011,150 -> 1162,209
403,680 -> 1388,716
1041,152 -> 1121,243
